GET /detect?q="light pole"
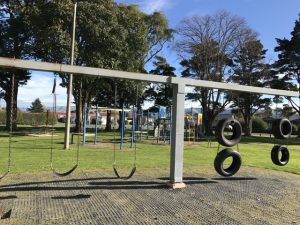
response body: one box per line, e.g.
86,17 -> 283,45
64,0 -> 77,149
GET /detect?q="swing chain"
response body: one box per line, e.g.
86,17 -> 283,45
7,74 -> 15,173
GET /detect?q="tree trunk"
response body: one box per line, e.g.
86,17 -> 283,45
75,95 -> 83,133
118,110 -> 123,131
105,110 -> 112,131
243,101 -> 252,136
74,78 -> 83,133
244,116 -> 252,136
205,110 -> 214,136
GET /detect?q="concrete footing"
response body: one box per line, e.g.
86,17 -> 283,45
166,182 -> 186,189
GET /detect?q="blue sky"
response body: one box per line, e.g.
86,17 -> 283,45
17,0 -> 300,108
117,0 -> 300,66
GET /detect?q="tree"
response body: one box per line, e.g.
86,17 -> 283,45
144,56 -> 176,107
30,1 -> 173,132
0,1 -> 32,130
176,10 -> 256,134
27,98 -> 44,113
229,39 -> 271,135
273,15 -> 300,135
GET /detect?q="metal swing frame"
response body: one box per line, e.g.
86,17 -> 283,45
1,57 -> 298,185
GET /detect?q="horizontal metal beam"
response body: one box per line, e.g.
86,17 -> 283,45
0,57 -> 298,97
172,77 -> 299,97
0,57 -> 169,83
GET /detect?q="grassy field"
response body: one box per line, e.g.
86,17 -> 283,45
0,128 -> 299,176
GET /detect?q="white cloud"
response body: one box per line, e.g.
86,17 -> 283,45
18,71 -> 72,109
140,0 -> 171,14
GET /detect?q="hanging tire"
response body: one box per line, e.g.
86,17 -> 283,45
214,148 -> 242,177
272,118 -> 292,139
271,145 -> 289,166
215,118 -> 242,147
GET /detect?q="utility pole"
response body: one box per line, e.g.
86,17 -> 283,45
64,0 -> 77,149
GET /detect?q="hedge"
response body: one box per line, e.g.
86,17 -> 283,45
0,111 -> 57,126
252,117 -> 268,133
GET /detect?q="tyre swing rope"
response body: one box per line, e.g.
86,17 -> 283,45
0,74 -> 15,180
50,75 -> 79,177
270,95 -> 292,167
214,91 -> 242,177
112,81 -> 136,179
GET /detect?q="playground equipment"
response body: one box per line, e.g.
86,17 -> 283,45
112,82 -> 137,179
214,117 -> 243,177
215,118 -> 242,147
50,76 -> 80,177
184,114 -> 196,144
1,57 -> 298,186
149,106 -> 172,144
81,104 -> 131,148
270,117 -> 292,166
272,118 -> 292,139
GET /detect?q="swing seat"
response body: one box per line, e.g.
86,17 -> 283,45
113,165 -> 136,180
51,164 -> 78,177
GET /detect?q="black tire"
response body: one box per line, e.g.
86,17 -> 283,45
272,118 -> 292,139
215,118 -> 242,147
271,145 -> 289,166
214,148 -> 242,177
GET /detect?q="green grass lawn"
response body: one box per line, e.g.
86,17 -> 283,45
0,128 -> 299,176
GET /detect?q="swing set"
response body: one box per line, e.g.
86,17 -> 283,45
48,77 -> 138,179
0,57 -> 299,185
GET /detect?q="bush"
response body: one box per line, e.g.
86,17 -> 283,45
0,111 -> 57,126
0,111 -> 6,124
58,117 -> 66,123
252,117 -> 268,133
292,123 -> 298,135
19,112 -> 57,126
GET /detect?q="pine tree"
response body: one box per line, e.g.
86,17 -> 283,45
144,56 -> 176,107
27,98 -> 44,113
273,15 -> 300,136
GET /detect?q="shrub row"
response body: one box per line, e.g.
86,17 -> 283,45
0,111 -> 57,126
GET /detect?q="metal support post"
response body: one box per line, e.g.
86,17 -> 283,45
168,83 -> 186,188
131,106 -> 135,148
169,106 -> 172,145
64,1 -> 77,149
147,110 -> 149,140
120,104 -> 124,150
140,111 -> 143,142
94,105 -> 98,144
83,103 -> 87,144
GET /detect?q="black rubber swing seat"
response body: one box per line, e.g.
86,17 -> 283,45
214,148 -> 242,177
215,118 -> 242,147
51,164 -> 78,177
113,165 -> 136,180
272,118 -> 292,139
271,145 -> 290,166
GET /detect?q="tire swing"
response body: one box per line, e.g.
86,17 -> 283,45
50,76 -> 79,177
271,117 -> 292,166
214,148 -> 242,177
270,94 -> 293,166
215,118 -> 242,147
112,82 -> 137,180
272,118 -> 292,139
271,145 -> 289,166
214,96 -> 243,177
